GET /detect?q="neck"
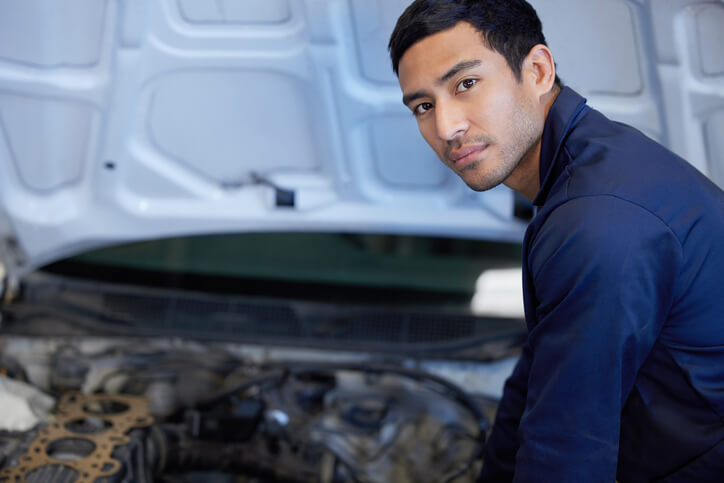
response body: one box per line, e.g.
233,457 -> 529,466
504,84 -> 561,202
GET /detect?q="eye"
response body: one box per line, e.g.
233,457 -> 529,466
456,78 -> 477,93
413,102 -> 433,116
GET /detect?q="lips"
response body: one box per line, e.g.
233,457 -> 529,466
449,145 -> 487,166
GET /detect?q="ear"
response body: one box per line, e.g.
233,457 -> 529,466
522,44 -> 556,99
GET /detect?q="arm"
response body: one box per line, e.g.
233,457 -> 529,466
479,341 -> 532,482
513,196 -> 681,482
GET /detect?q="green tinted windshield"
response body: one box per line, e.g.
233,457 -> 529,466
48,233 -> 521,304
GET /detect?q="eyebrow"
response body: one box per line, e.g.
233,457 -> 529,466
402,59 -> 482,106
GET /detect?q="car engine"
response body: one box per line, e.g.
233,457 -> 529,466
0,337 -> 489,483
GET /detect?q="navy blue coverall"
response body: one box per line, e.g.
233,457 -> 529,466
480,87 -> 724,482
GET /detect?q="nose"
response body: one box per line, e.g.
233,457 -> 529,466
435,101 -> 468,141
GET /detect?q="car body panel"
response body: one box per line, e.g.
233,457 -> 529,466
0,0 -> 722,278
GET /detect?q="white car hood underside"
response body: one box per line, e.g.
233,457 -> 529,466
0,0 -> 723,276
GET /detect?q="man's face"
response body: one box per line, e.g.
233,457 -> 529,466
398,21 -> 544,194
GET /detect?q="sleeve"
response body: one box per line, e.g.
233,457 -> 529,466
514,196 -> 681,482
478,341 -> 532,482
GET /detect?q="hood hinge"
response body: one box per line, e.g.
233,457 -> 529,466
0,238 -> 23,305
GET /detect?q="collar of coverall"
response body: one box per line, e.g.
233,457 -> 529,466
533,86 -> 590,207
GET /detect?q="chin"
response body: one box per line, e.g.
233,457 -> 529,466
460,176 -> 499,193
458,168 -> 505,193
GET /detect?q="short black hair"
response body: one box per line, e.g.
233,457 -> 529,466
388,0 -> 560,86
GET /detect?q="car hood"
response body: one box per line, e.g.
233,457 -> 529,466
1,0 -> 722,280
0,0 -> 531,281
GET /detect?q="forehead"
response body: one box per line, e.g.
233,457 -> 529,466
398,21 -> 504,92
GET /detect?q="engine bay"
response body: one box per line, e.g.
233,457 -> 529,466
0,336 -> 494,482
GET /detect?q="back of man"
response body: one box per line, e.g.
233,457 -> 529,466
508,86 -> 724,481
388,0 -> 724,481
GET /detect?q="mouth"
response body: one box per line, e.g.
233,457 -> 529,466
449,145 -> 487,168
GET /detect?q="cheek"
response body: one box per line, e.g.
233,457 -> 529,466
418,122 -> 444,154
479,88 -> 528,139
483,89 -> 516,123
463,87 -> 511,135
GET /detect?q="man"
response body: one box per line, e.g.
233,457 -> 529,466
388,1 -> 724,481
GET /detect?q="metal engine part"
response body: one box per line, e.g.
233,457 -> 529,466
0,337 -> 495,482
0,393 -> 154,482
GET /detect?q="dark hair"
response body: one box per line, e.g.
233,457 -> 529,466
388,0 -> 560,85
